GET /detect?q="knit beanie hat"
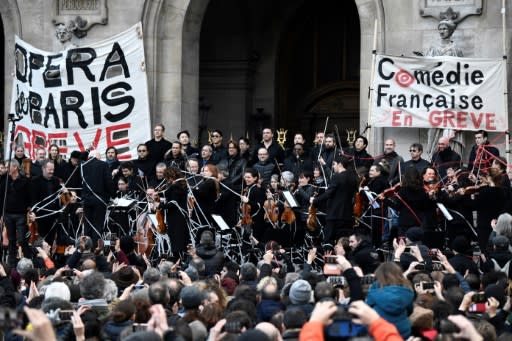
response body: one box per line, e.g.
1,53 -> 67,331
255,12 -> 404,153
289,279 -> 311,305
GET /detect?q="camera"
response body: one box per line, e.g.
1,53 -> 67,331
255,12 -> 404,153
414,263 -> 425,271
132,323 -> 148,332
103,233 -> 117,246
472,293 -> 486,303
62,269 -> 75,277
432,261 -> 445,271
222,321 -> 242,334
404,246 -> 412,253
421,281 -> 435,290
168,272 -> 182,279
327,276 -> 346,288
360,275 -> 376,285
323,256 -> 341,276
58,310 -> 74,321
324,306 -> 365,339
132,284 -> 145,291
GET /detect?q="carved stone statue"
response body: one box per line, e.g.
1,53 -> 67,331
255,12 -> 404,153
426,19 -> 463,57
55,23 -> 74,45
425,19 -> 464,158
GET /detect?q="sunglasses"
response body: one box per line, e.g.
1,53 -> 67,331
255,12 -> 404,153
409,149 -> 418,152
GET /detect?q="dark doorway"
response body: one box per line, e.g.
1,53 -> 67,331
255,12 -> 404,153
277,0 -> 360,147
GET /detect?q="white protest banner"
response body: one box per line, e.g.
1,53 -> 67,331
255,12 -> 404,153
9,22 -> 151,160
370,54 -> 507,131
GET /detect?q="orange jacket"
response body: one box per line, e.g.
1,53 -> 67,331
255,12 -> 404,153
299,318 -> 403,341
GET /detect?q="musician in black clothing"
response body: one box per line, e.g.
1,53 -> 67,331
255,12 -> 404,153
0,160 -> 31,267
30,160 -> 62,245
178,130 -> 199,157
146,123 -> 173,163
81,156 -> 115,244
240,168 -> 266,241
311,155 -> 358,245
163,141 -> 186,170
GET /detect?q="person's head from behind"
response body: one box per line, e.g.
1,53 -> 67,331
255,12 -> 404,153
80,272 -> 106,300
374,262 -> 410,288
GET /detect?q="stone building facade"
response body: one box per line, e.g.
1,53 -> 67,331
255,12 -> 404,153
0,0 -> 510,159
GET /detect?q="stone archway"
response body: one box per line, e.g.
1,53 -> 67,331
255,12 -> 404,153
141,0 -> 209,140
0,0 -> 23,137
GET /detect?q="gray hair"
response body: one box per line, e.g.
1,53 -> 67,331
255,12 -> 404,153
103,279 -> 119,303
16,258 -> 34,277
79,271 -> 106,300
495,213 -> 512,241
158,261 -> 174,277
143,268 -> 161,286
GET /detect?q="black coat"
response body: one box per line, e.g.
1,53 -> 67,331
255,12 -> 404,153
217,155 -> 247,191
313,170 -> 357,221
81,158 -> 115,206
162,180 -> 189,252
30,175 -> 61,218
145,138 -> 172,163
349,240 -> 380,274
431,147 -> 461,179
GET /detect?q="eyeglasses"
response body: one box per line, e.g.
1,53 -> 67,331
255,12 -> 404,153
409,149 -> 418,152
211,134 -> 221,138
138,149 -> 147,152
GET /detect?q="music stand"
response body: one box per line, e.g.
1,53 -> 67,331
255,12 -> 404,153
282,190 -> 299,208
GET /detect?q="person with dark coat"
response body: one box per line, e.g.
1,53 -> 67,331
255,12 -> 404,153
133,143 -> 156,179
448,236 -> 479,275
217,141 -> 247,191
30,159 -> 62,245
214,166 -> 240,228
383,168 -> 428,237
431,136 -> 462,179
468,130 -> 500,174
348,232 -> 380,274
461,167 -> 505,252
0,159 -> 32,266
343,135 -> 374,175
253,148 -> 277,189
163,141 -> 187,171
283,143 -> 313,179
80,155 -> 115,244
312,156 -> 358,244
195,230 -> 224,276
159,167 -> 190,255
210,129 -> 228,164
373,138 -> 404,184
401,143 -> 431,175
482,236 -> 512,278
178,130 -> 199,157
251,128 -> 285,166
145,123 -> 173,164
191,164 -> 219,227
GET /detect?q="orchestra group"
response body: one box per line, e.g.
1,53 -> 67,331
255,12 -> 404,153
1,123 -> 509,268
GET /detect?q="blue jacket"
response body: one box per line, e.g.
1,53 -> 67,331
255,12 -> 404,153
366,283 -> 414,339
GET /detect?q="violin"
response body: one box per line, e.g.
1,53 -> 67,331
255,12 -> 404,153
263,190 -> 279,224
306,204 -> 317,231
27,211 -> 38,245
281,201 -> 296,224
353,176 -> 366,219
239,188 -> 253,226
240,203 -> 253,225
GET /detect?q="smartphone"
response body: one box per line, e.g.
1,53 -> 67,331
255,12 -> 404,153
132,323 -> 148,332
62,269 -> 75,277
415,263 -> 425,271
472,293 -> 486,303
133,284 -> 145,291
58,310 -> 75,321
422,281 -> 435,290
404,247 -> 411,253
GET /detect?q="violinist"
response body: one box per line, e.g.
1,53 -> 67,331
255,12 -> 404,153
421,167 -> 445,234
216,141 -> 247,191
491,157 -> 512,212
360,164 -> 390,247
157,167 -> 189,255
214,166 -> 239,227
294,171 -> 317,242
191,164 -> 219,226
431,136 -> 461,179
310,155 -> 358,244
240,168 -> 266,241
29,160 -> 62,246
460,167 -> 505,252
379,167 -> 428,238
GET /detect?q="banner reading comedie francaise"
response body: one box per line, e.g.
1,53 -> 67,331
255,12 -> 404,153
9,22 -> 151,160
370,54 -> 507,132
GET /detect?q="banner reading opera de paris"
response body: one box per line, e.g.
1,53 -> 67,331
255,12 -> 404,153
370,54 -> 507,132
9,22 -> 151,160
